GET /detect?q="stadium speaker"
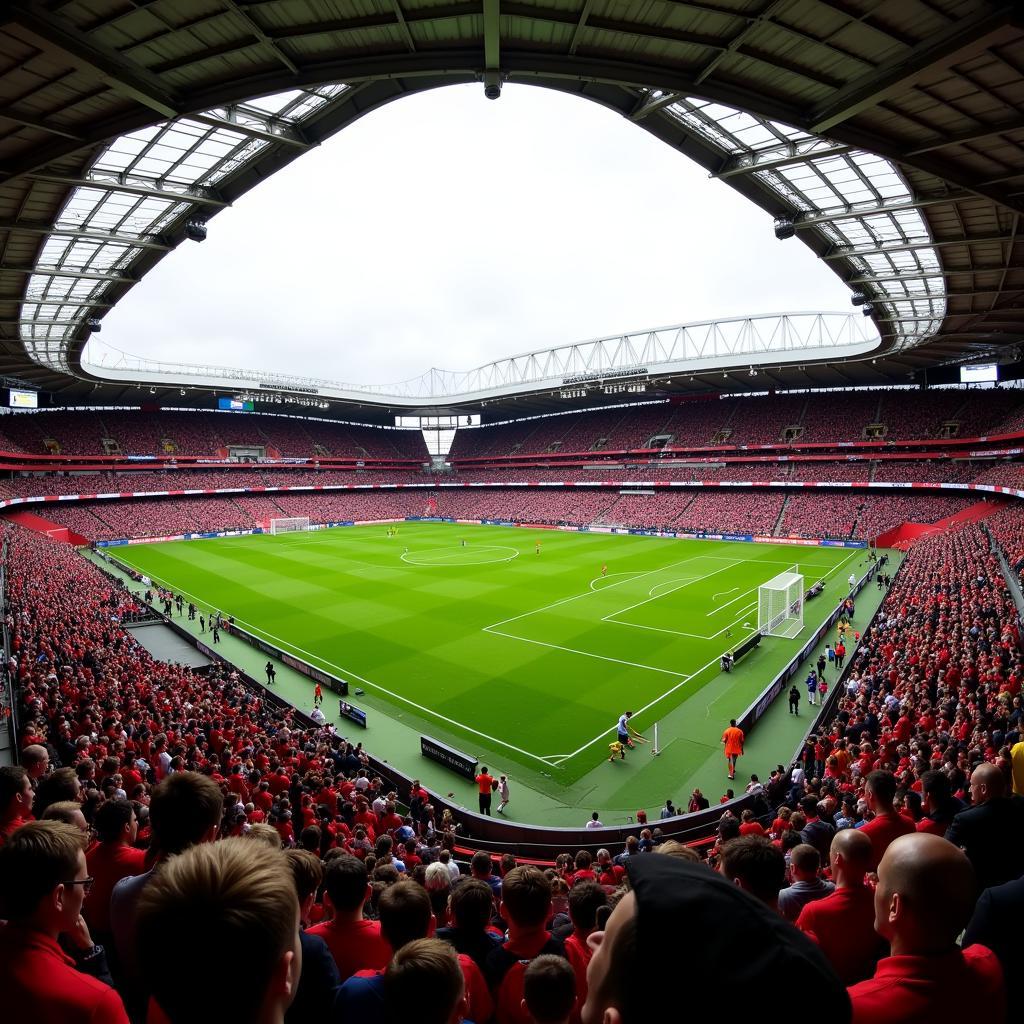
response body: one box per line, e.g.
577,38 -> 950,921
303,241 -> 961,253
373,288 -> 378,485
773,216 -> 796,240
483,71 -> 502,100
862,304 -> 875,316
339,681 -> 349,697
850,291 -> 867,306
184,218 -> 207,242
86,317 -> 102,332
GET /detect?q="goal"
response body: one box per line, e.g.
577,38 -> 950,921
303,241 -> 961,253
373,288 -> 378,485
269,516 -> 310,535
758,568 -> 805,639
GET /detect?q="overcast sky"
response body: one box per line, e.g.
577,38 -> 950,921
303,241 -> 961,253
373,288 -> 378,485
91,84 -> 854,387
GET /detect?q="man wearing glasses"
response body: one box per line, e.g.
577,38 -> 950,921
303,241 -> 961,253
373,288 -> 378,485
0,820 -> 130,1022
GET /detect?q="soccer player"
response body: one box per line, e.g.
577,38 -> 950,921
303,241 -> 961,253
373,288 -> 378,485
615,711 -> 644,749
535,540 -> 541,555
721,719 -> 744,780
497,776 -> 510,813
601,564 -> 607,577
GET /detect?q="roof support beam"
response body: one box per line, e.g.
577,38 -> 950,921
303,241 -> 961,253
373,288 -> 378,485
568,0 -> 594,57
629,90 -> 682,122
0,219 -> 171,251
809,4 -> 1018,134
7,3 -> 182,119
222,0 -> 302,73
482,0 -> 501,97
824,233 -> 1016,260
806,4 -> 1015,135
789,192 -> 967,228
189,112 -> 311,149
11,299 -> 114,308
0,109 -> 83,141
903,116 -> 1024,156
2,265 -> 134,283
483,0 -> 500,68
25,172 -> 229,207
389,0 -> 418,53
692,0 -> 789,86
713,143 -> 853,179
0,319 -> 85,328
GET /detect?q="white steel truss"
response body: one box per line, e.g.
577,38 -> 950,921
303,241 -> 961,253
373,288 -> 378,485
85,311 -> 877,405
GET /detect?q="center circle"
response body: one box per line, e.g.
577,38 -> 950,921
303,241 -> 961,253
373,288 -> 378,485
401,544 -> 521,567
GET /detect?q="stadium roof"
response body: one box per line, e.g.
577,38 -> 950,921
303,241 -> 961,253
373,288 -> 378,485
1,0 -> 1022,418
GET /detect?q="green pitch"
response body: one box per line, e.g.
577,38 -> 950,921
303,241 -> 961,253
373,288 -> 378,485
109,523 -> 862,790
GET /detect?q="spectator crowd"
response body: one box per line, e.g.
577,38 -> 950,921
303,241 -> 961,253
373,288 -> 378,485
0,488 -> 1022,1022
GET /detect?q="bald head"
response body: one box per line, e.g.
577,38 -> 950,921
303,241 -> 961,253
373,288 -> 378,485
21,745 -> 50,779
830,828 -> 872,883
968,763 -> 1004,804
874,833 -> 977,954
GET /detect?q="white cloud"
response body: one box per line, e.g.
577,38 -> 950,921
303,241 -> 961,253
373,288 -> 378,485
97,84 -> 853,384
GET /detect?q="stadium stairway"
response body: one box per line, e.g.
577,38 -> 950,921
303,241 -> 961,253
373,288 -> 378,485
771,494 -> 791,537
1,509 -> 86,544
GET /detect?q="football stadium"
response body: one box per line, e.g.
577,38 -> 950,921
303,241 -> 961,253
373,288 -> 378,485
1,3 -> 1022,1022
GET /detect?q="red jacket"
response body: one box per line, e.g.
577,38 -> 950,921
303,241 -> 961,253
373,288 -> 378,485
0,924 -> 129,1023
848,945 -> 1004,1024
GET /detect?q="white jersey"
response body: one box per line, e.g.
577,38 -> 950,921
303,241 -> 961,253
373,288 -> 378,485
617,714 -> 630,734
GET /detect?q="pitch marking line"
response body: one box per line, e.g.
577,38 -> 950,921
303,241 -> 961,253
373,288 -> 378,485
706,585 -> 763,615
600,561 -> 742,625
648,576 -> 699,597
483,551 -> 718,631
547,547 -> 865,765
401,544 -> 520,567
112,569 -> 558,768
712,587 -> 739,601
589,572 -> 641,591
604,600 -> 758,641
483,625 -> 692,678
122,544 -> 864,772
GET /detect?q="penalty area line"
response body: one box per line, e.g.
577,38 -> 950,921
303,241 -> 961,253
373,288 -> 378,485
483,626 -> 692,678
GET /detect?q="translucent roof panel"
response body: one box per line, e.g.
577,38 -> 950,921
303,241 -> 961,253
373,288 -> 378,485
661,96 -> 944,352
19,85 -> 353,372
21,84 -> 937,378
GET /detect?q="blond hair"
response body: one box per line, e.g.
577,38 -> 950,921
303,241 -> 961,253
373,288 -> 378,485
42,801 -> 86,827
0,820 -> 87,918
137,838 -> 298,1023
247,822 -> 283,849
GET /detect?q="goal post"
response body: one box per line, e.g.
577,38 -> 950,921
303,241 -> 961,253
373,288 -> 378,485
758,567 -> 805,639
269,516 -> 310,535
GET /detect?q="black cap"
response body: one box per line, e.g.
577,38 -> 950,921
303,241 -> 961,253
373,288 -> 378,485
625,855 -> 850,1019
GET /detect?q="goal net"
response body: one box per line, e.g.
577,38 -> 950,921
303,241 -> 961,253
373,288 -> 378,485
758,568 -> 805,639
269,516 -> 310,535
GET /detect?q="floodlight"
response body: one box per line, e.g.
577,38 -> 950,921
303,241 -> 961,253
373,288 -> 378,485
773,216 -> 796,240
862,304 -> 875,317
86,317 -> 101,331
850,291 -> 867,306
184,219 -> 207,242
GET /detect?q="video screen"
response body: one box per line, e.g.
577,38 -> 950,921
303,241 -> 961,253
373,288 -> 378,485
960,363 -> 997,384
218,397 -> 254,411
9,389 -> 38,408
